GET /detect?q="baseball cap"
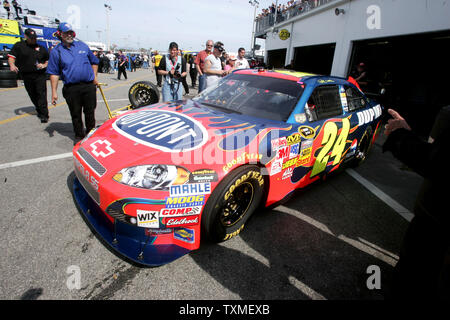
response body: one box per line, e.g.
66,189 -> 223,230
58,22 -> 74,33
24,28 -> 37,39
228,53 -> 237,60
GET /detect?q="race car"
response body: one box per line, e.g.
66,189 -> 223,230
72,69 -> 383,266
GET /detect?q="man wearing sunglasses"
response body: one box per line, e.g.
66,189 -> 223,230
195,40 -> 214,93
47,22 -> 99,144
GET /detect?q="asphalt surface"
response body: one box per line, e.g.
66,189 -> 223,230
0,68 -> 423,300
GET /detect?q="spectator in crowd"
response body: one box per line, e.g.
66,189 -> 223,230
188,53 -> 198,88
11,0 -> 21,18
204,41 -> 228,89
8,28 -> 49,123
179,50 -> 189,95
106,51 -> 116,74
224,54 -> 236,72
234,47 -> 250,70
158,41 -> 187,102
130,54 -> 137,72
47,22 -> 99,144
143,53 -> 149,69
3,0 -> 11,19
117,50 -> 128,80
195,39 -> 214,93
152,50 -> 163,87
383,107 -> 450,300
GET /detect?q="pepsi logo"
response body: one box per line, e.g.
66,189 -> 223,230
113,109 -> 208,152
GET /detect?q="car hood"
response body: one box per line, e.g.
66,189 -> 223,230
75,100 -> 293,174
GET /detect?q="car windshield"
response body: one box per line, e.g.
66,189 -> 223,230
192,73 -> 303,122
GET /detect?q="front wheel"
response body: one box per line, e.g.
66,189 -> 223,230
128,81 -> 160,109
201,166 -> 265,242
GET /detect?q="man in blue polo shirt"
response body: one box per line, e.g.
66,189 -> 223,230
47,22 -> 99,144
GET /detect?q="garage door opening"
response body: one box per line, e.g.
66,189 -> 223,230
349,31 -> 450,136
293,43 -> 336,75
267,48 -> 287,69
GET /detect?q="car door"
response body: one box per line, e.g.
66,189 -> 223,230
302,83 -> 350,179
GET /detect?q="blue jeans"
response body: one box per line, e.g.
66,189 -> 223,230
162,80 -> 183,102
198,74 -> 207,93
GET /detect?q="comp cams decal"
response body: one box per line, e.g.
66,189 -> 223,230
112,109 -> 209,152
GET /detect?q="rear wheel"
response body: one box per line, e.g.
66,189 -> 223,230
128,81 -> 160,109
201,165 -> 265,242
352,127 -> 373,167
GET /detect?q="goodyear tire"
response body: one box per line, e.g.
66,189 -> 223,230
0,51 -> 9,60
0,60 -> 10,69
0,79 -> 17,88
351,127 -> 373,167
201,165 -> 265,242
0,69 -> 17,80
128,81 -> 160,109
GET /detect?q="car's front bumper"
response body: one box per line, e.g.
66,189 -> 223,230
73,177 -> 191,267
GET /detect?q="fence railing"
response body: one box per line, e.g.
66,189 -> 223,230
255,0 -> 335,34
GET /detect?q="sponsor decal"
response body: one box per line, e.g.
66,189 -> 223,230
164,215 -> 199,228
160,206 -> 202,217
282,167 -> 294,180
282,157 -> 297,169
222,152 -> 262,173
90,139 -> 115,158
356,105 -> 382,126
145,228 -> 173,236
294,113 -> 307,123
286,133 -> 301,145
165,195 -> 205,208
136,210 -> 159,228
298,126 -> 316,140
270,159 -> 283,176
113,110 -> 208,152
173,228 -> 195,244
276,146 -> 290,161
169,183 -> 211,197
271,137 -> 287,150
189,169 -> 218,183
296,140 -> 313,167
345,139 -> 358,158
289,143 -> 300,159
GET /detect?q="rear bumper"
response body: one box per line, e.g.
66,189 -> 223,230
73,177 -> 191,266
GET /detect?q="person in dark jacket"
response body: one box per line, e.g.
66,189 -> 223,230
383,107 -> 450,300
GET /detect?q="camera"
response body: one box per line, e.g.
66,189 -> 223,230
173,63 -> 181,78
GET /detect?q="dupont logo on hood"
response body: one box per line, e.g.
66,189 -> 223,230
112,110 -> 208,152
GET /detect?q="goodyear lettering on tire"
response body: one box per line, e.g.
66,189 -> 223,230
224,170 -> 264,201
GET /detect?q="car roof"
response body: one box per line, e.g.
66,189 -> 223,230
233,69 -> 348,84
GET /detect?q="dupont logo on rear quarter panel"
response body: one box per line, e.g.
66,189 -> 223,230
112,110 -> 208,152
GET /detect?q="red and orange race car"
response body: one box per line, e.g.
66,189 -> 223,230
72,69 -> 383,266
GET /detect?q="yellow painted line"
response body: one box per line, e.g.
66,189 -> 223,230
0,74 -> 150,126
0,86 -> 24,93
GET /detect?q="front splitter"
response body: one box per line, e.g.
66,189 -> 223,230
73,177 -> 191,267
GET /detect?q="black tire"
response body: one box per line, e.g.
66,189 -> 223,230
351,127 -> 373,167
0,70 -> 16,80
0,51 -> 9,60
0,79 -> 18,88
0,60 -> 10,68
201,165 -> 265,242
128,81 -> 160,109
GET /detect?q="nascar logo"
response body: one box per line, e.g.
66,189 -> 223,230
113,110 -> 208,152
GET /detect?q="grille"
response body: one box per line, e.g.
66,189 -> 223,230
74,165 -> 100,204
77,147 -> 107,177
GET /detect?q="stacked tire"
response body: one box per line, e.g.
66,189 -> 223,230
0,51 -> 17,88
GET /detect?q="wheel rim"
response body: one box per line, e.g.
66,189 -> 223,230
135,88 -> 153,106
220,182 -> 254,227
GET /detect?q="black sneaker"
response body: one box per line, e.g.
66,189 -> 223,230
40,117 -> 49,123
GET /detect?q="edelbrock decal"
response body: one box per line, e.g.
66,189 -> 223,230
112,110 -> 208,152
